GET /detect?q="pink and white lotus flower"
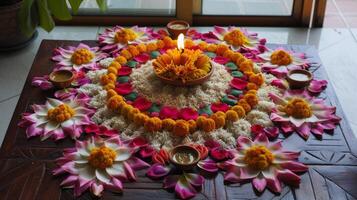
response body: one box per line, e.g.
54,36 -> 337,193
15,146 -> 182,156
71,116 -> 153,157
269,90 -> 341,139
208,26 -> 264,50
259,48 -> 309,78
19,95 -> 94,140
98,26 -> 157,54
53,136 -> 149,197
222,134 -> 308,193
52,43 -> 107,71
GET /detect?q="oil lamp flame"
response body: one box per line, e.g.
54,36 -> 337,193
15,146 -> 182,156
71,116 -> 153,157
177,33 -> 185,52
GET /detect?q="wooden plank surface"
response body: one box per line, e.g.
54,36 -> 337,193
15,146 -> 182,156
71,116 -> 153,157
0,40 -> 356,200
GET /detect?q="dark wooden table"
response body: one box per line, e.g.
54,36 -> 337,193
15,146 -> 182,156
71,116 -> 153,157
1,40 -> 357,200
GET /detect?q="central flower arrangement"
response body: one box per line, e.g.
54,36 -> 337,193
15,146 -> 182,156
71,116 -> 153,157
22,25 -> 341,199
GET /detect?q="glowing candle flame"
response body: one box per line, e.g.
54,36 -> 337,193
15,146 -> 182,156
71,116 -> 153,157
177,33 -> 185,52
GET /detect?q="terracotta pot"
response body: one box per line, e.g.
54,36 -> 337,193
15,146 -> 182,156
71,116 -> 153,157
169,145 -> 200,171
49,70 -> 75,89
166,20 -> 190,39
0,0 -> 37,51
286,69 -> 313,89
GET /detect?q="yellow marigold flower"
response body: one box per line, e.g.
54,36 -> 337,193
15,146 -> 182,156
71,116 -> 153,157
238,99 -> 252,112
247,83 -> 259,90
243,145 -> 274,170
216,44 -> 229,56
215,111 -> 226,118
104,83 -> 115,91
133,113 -> 149,126
225,110 -> 239,122
206,44 -> 217,52
198,41 -> 208,51
114,28 -> 137,44
100,74 -> 115,85
196,116 -> 207,129
244,93 -> 259,107
156,40 -> 165,49
249,73 -> 264,86
107,95 -> 124,110
106,89 -> 117,99
211,113 -> 225,129
185,39 -> 195,49
109,61 -> 121,70
162,118 -> 176,131
127,108 -> 140,121
223,29 -> 248,46
239,59 -> 254,73
107,67 -> 118,75
121,49 -> 132,60
88,146 -> 117,169
121,104 -> 134,118
246,90 -> 257,95
128,45 -> 140,57
137,43 -> 147,53
147,42 -> 158,52
188,120 -> 197,133
163,36 -> 175,48
144,117 -> 162,132
173,120 -> 190,137
202,118 -> 216,133
284,98 -> 312,119
47,104 -> 75,123
230,52 -> 244,63
270,50 -> 293,66
232,105 -> 246,118
71,48 -> 94,65
116,101 -> 127,114
223,50 -> 235,60
115,56 -> 127,65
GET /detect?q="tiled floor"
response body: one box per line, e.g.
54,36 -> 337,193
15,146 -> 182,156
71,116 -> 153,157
0,26 -> 357,146
324,0 -> 357,28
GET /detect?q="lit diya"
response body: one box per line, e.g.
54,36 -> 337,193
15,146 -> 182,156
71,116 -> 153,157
153,33 -> 213,86
49,70 -> 74,88
169,145 -> 200,170
286,69 -> 312,89
167,20 -> 190,39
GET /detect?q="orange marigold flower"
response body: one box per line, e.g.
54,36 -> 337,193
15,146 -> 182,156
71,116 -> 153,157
156,40 -> 165,49
121,104 -> 134,118
196,116 -> 207,129
173,120 -> 190,137
137,43 -> 147,53
147,42 -> 158,52
115,56 -> 127,65
198,42 -> 208,51
107,67 -> 118,75
202,118 -> 216,132
128,45 -> 140,57
211,113 -> 225,129
225,110 -> 239,122
133,113 -> 149,126
163,36 -> 175,48
246,90 -> 257,95
127,108 -> 140,121
284,98 -> 312,119
162,118 -> 176,131
106,89 -> 117,99
216,44 -> 229,56
247,82 -> 259,90
104,83 -> 115,91
249,73 -> 264,86
121,49 -> 132,60
100,74 -> 115,85
270,50 -> 293,66
144,117 -> 162,132
239,59 -> 254,73
107,95 -> 124,110
223,50 -> 235,60
238,99 -> 252,112
109,61 -> 121,70
230,52 -> 244,63
188,120 -> 197,133
206,44 -> 217,52
231,105 -> 246,118
185,39 -> 195,49
244,93 -> 259,107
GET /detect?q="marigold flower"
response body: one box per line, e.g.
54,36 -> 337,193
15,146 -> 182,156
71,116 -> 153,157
137,43 -> 147,53
270,50 -> 292,66
249,73 -> 264,86
284,98 -> 312,119
243,145 -> 274,170
146,42 -> 158,52
121,49 -> 132,60
104,83 -> 115,91
163,36 -> 175,48
202,118 -> 216,132
47,104 -> 75,123
114,28 -> 137,44
223,29 -> 248,47
239,59 -> 253,73
109,61 -> 121,70
231,105 -> 246,118
225,110 -> 239,122
216,44 -> 229,56
188,120 -> 197,133
173,120 -> 190,137
107,66 -> 118,75
115,56 -> 127,65
88,146 -> 117,169
211,113 -> 225,129
185,39 -> 195,48
100,74 -> 115,85
206,44 -> 217,52
244,93 -> 259,107
121,104 -> 134,117
223,50 -> 234,60
230,52 -> 244,63
106,89 -> 117,99
128,45 -> 140,57
71,48 -> 94,65
162,118 -> 176,131
133,113 -> 149,126
144,117 -> 162,132
198,41 -> 208,51
247,82 -> 259,90
246,90 -> 257,95
156,40 -> 165,49
196,116 -> 207,129
127,108 -> 140,121
107,95 -> 124,110
238,99 -> 252,112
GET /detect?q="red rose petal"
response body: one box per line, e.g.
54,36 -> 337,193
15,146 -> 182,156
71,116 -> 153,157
213,56 -> 230,65
134,53 -> 150,63
211,102 -> 229,113
180,107 -> 199,120
115,83 -> 133,95
230,78 -> 248,90
118,66 -> 132,76
159,106 -> 180,119
132,96 -> 152,111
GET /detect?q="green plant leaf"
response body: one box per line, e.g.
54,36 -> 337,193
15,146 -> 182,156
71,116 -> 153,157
68,0 -> 84,14
36,0 -> 55,32
18,0 -> 37,37
96,0 -> 107,12
48,0 -> 72,20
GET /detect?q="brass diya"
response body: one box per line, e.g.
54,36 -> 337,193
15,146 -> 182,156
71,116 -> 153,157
169,145 -> 200,170
49,69 -> 74,88
286,69 -> 313,89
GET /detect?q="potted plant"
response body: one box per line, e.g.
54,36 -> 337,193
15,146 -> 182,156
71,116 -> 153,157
0,0 -> 106,51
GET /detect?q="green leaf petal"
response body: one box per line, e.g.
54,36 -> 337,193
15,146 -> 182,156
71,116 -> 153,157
48,0 -> 72,20
96,0 -> 107,12
36,0 -> 55,32
18,0 -> 37,37
68,0 -> 83,14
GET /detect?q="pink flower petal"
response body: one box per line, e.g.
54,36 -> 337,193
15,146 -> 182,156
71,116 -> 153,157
90,182 -> 104,196
266,175 -> 282,193
197,159 -> 219,173
134,53 -> 150,63
252,177 -> 267,192
115,83 -> 133,95
185,173 -> 204,187
132,96 -> 152,111
126,157 -> 150,170
271,79 -> 288,90
279,161 -> 308,173
308,79 -> 328,94
276,169 -> 301,187
147,163 -> 171,179
211,102 -> 229,113
106,177 -> 123,193
129,137 -> 148,148
118,66 -> 132,76
236,136 -> 253,150
138,145 -> 155,158
230,78 -> 248,90
163,175 -> 179,189
213,56 -> 230,65
159,106 -> 180,120
175,175 -> 197,199
239,167 -> 259,180
204,140 -> 221,149
179,107 -> 199,120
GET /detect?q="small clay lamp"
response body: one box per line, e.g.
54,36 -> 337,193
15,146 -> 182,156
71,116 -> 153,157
286,69 -> 313,89
169,145 -> 200,171
49,70 -> 74,89
167,20 -> 190,39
